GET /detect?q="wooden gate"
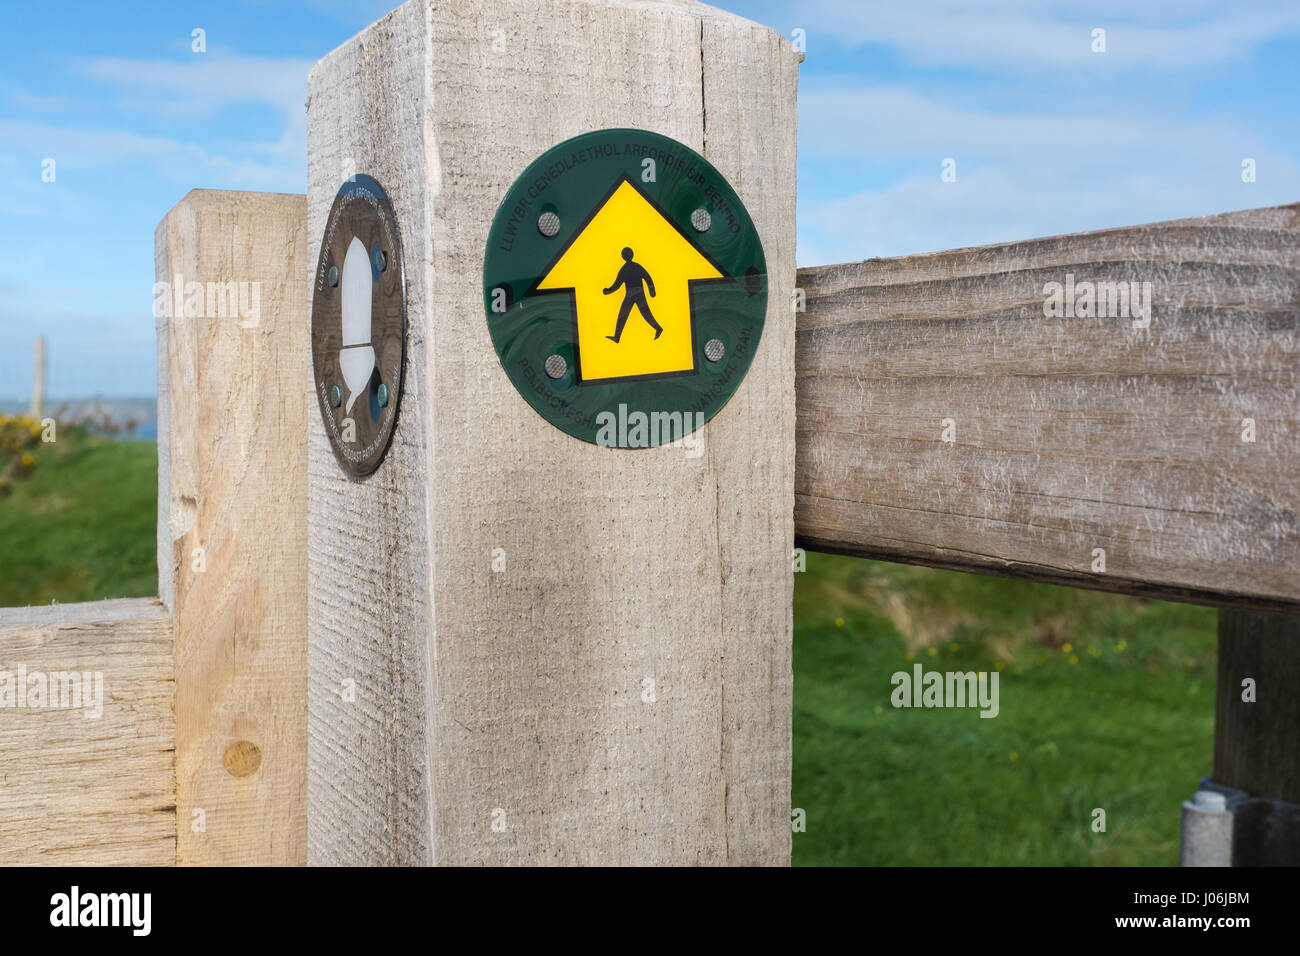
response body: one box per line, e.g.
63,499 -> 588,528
1,0 -> 1295,866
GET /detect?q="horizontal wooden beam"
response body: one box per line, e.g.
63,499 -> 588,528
795,203 -> 1300,613
0,599 -> 175,865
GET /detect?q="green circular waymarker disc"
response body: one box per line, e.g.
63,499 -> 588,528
483,128 -> 767,448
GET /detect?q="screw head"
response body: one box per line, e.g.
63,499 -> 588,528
691,208 -> 712,232
377,383 -> 389,407
373,247 -> 387,273
327,265 -> 339,287
544,354 -> 567,379
329,385 -> 342,408
704,338 -> 725,362
538,211 -> 561,237
1193,790 -> 1228,811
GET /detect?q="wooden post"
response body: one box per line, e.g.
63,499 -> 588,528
156,190 -> 309,865
28,335 -> 45,421
1212,609 -> 1300,864
307,0 -> 798,865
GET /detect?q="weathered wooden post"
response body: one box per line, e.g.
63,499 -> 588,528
306,0 -> 797,865
156,190 -> 309,865
1192,609 -> 1300,865
29,335 -> 45,420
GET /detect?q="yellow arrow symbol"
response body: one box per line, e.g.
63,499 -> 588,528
529,175 -> 730,384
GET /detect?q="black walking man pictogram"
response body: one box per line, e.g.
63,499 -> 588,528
602,246 -> 662,342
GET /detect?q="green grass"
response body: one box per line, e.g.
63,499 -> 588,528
0,427 -> 157,606
792,552 -> 1217,865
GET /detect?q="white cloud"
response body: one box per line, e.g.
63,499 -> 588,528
796,86 -> 1300,264
799,86 -> 1191,161
80,54 -> 310,126
80,52 -> 311,172
0,52 -> 314,192
0,118 -> 301,191
796,84 -> 1290,168
800,163 -> 1299,265
745,0 -> 1300,70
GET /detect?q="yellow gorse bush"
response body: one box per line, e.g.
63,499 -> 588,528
0,412 -> 44,491
1,413 -> 43,451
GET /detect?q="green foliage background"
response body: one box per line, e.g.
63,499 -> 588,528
0,420 -> 157,606
792,552 -> 1216,865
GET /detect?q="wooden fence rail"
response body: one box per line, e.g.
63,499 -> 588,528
0,599 -> 174,865
795,203 -> 1300,615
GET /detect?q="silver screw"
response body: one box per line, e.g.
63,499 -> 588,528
704,338 -> 725,362
327,265 -> 339,287
373,247 -> 387,273
1193,790 -> 1228,811
538,211 -> 561,237
377,383 -> 389,407
544,354 -> 567,379
329,385 -> 342,408
691,208 -> 712,232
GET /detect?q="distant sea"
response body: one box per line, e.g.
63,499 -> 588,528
0,397 -> 158,441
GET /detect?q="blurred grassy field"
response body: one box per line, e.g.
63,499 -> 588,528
0,419 -> 1217,865
792,551 -> 1217,865
0,420 -> 157,606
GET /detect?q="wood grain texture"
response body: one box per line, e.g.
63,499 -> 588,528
795,204 -> 1300,613
157,190 -> 309,865
307,0 -> 436,867
308,0 -> 797,865
1215,609 -> 1300,804
0,599 -> 174,866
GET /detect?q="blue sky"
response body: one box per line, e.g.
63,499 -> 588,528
1,0 -> 1297,399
